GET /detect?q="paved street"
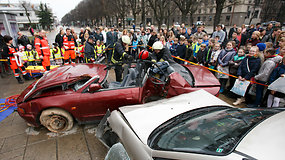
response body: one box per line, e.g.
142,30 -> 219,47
0,28 -> 243,160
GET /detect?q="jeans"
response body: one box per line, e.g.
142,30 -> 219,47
254,80 -> 266,106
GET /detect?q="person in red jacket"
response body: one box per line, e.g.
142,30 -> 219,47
63,28 -> 77,65
34,30 -> 50,71
2,35 -> 31,83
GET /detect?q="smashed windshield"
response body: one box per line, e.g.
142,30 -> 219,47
149,107 -> 280,155
170,63 -> 194,86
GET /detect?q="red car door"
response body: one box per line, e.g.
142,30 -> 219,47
77,87 -> 141,122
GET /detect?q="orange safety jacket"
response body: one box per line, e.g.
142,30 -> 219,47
34,36 -> 50,56
63,34 -> 77,50
8,46 -> 18,62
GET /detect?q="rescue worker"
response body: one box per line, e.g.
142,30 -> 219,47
111,35 -> 133,82
34,30 -> 51,71
151,41 -> 175,63
63,28 -> 77,65
84,36 -> 96,63
2,35 -> 31,84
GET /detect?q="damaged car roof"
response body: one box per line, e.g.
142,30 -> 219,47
37,64 -> 107,88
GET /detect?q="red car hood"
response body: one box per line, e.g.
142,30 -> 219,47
17,64 -> 107,103
183,65 -> 220,87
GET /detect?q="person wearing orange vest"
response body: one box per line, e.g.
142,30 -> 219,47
2,35 -> 32,84
34,30 -> 51,71
62,28 -> 77,65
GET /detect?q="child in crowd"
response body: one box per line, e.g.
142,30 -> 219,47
25,44 -> 38,66
229,48 -> 246,103
176,36 -> 186,64
170,38 -> 179,56
245,43 -> 252,54
202,34 -> 209,46
235,46 -> 261,105
193,38 -> 203,62
131,37 -> 138,57
184,39 -> 194,63
209,43 -> 222,69
217,41 -> 236,93
18,46 -> 27,67
50,43 -> 63,65
204,39 -> 215,67
196,44 -> 207,65
267,57 -> 285,107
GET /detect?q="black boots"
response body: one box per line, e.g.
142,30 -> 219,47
16,77 -> 24,84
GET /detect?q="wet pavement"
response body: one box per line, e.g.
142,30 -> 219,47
0,28 -> 244,160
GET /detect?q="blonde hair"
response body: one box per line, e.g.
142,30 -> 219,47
252,31 -> 260,38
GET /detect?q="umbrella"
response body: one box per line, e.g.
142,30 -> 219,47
268,77 -> 285,94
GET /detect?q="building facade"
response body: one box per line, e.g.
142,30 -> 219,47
128,0 -> 263,27
0,2 -> 40,29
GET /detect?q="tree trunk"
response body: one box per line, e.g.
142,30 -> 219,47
190,13 -> 194,25
213,0 -> 224,32
181,12 -> 187,24
141,0 -> 146,28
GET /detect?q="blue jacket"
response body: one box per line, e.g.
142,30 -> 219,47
269,64 -> 285,84
237,56 -> 261,80
217,48 -> 236,67
170,43 -> 178,56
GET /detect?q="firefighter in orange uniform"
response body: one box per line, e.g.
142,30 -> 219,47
62,28 -> 77,65
34,30 -> 51,71
3,35 -> 31,84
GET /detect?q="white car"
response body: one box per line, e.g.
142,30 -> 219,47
97,90 -> 285,160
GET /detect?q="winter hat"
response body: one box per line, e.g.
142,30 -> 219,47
257,43 -> 266,51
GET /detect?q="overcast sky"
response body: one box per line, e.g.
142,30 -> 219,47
5,0 -> 81,21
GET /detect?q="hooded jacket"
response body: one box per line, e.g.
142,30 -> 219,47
255,56 -> 282,82
269,64 -> 285,84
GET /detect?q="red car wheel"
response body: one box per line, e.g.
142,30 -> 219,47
40,108 -> 74,132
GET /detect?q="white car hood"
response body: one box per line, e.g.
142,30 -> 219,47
119,90 -> 230,144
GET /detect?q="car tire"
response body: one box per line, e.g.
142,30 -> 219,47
40,108 -> 74,133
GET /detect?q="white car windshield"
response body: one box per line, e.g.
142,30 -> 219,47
148,107 -> 281,155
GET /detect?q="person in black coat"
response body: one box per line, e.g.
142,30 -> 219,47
147,31 -> 157,51
84,36 -> 96,63
17,31 -> 30,48
55,30 -> 65,49
106,27 -> 118,63
228,24 -> 237,39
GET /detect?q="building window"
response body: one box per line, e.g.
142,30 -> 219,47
19,13 -> 24,16
203,16 -> 206,21
209,16 -> 212,21
210,8 -> 213,13
204,9 -> 207,13
198,9 -> 201,14
26,13 -> 30,16
197,17 -> 200,21
247,11 -> 251,18
226,16 -> 231,22
228,6 -> 232,12
249,0 -> 252,3
253,10 -> 259,18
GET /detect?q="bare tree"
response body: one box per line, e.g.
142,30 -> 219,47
260,0 -> 284,23
172,0 -> 199,24
20,1 -> 32,26
147,0 -> 170,29
126,0 -> 141,25
213,0 -> 240,31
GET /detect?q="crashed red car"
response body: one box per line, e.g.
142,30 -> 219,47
16,62 -> 220,132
